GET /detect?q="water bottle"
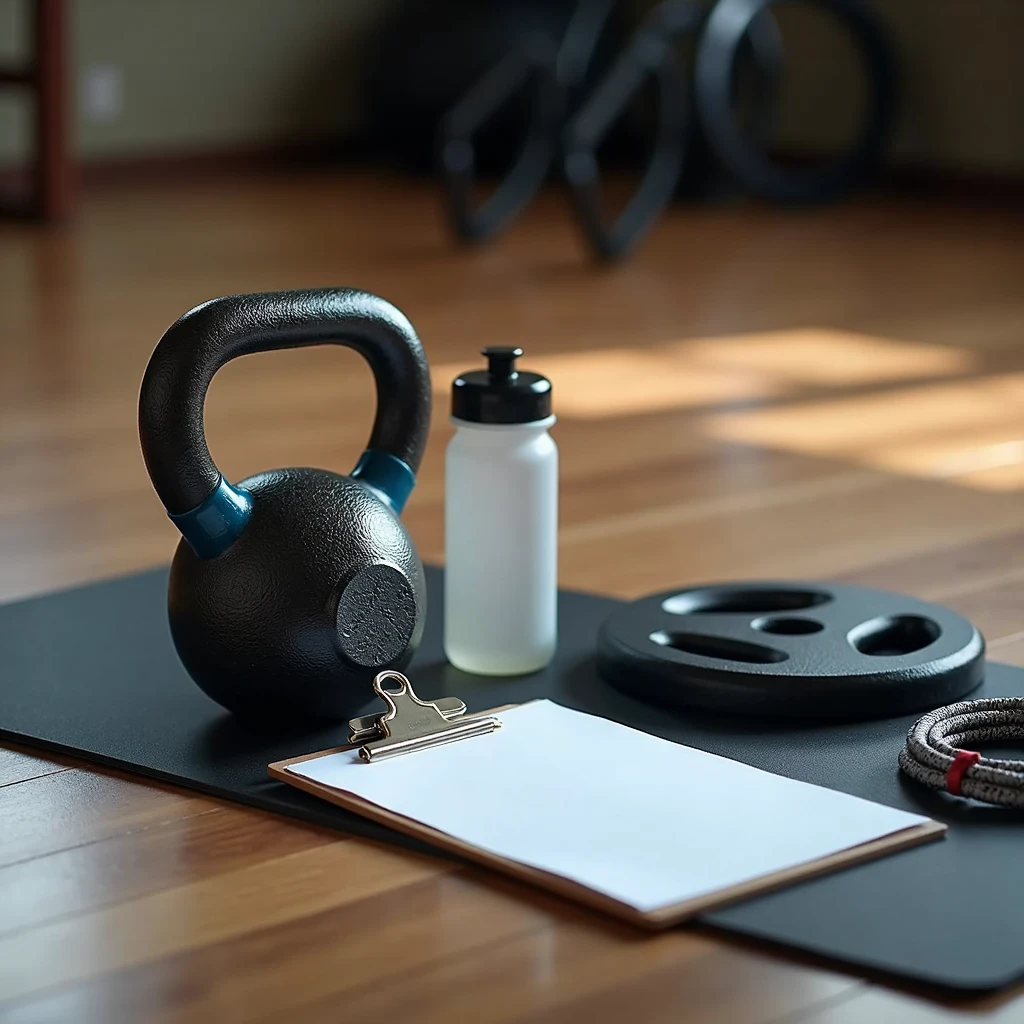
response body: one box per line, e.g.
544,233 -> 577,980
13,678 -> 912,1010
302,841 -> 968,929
444,347 -> 557,675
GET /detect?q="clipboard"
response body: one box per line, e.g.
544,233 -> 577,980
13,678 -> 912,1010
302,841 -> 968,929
270,672 -> 945,930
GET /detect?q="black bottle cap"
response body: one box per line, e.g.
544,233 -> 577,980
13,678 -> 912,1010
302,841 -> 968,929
451,346 -> 552,424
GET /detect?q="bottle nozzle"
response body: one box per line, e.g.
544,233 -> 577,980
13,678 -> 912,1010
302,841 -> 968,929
482,346 -> 523,382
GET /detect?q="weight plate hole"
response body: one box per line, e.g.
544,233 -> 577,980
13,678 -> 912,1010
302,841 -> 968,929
848,615 -> 941,657
752,616 -> 824,635
662,587 -> 832,615
650,630 -> 788,664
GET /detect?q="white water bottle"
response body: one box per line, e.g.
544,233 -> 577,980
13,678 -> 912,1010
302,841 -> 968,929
445,347 -> 557,675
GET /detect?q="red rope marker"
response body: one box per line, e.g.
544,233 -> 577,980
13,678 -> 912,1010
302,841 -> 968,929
946,750 -> 981,796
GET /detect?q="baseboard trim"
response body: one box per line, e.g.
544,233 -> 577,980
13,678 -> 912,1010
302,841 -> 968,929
1,142 -> 1020,201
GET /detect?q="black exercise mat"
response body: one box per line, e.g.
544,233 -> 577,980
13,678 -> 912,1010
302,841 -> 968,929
1,566 -> 1022,994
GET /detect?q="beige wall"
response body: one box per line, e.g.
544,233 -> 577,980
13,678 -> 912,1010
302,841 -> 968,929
0,0 -> 388,165
1,0 -> 1022,175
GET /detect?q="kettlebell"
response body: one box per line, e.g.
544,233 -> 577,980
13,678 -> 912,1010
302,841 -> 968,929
138,288 -> 432,721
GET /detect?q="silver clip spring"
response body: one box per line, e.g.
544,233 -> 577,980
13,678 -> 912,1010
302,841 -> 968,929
348,671 -> 501,763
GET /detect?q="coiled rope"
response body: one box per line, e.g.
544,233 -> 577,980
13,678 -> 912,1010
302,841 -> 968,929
899,697 -> 1024,809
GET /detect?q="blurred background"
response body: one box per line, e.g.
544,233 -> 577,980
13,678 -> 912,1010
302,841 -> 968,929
1,0 -> 1023,647
3,0 -> 1022,207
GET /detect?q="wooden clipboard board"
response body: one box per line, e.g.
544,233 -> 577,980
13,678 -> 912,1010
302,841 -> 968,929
269,677 -> 945,930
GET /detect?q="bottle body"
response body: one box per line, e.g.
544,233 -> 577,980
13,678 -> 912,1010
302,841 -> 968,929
444,417 -> 558,675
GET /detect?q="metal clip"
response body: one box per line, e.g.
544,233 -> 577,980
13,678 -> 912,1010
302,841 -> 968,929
348,671 -> 501,763
348,694 -> 467,744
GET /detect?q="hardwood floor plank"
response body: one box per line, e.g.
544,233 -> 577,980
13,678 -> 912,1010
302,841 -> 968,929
836,527 -> 1024,602
0,744 -> 80,788
560,474 -> 1024,598
0,839 -> 447,1005
986,634 -> 1024,666
0,875 -> 857,1024
0,804 -> 337,935
512,952 -> 862,1024
939,578 -> 1024,645
0,872 -> 557,1024
291,915 -> 857,1024
0,767 -> 218,868
790,984 -> 1024,1023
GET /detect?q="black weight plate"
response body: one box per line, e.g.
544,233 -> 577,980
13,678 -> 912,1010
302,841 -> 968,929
695,0 -> 897,204
598,581 -> 984,720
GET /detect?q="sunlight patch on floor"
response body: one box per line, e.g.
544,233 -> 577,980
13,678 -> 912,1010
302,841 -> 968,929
705,374 -> 1024,491
431,328 -> 972,420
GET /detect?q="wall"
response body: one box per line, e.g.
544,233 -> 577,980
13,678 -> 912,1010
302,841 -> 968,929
772,0 -> 1024,176
0,0 -> 1022,176
0,0 -> 389,166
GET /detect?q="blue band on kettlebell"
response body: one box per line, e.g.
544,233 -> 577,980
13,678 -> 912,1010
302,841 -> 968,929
169,476 -> 253,559
350,449 -> 416,513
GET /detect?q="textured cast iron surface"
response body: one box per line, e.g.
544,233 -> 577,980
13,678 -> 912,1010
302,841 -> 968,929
598,582 -> 985,719
168,469 -> 424,721
137,288 -> 431,719
1,567 -> 1022,993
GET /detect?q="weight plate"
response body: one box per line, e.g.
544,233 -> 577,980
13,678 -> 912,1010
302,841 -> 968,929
597,581 -> 984,720
695,0 -> 897,204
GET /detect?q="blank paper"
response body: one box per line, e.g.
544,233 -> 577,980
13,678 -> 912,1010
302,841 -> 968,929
288,700 -> 935,913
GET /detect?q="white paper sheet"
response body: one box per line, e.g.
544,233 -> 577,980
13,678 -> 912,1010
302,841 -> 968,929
288,700 -> 934,913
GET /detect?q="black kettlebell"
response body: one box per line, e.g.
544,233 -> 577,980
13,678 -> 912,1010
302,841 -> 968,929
138,288 -> 431,722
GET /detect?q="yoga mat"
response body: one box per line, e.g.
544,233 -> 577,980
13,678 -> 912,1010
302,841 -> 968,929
1,566 -> 1022,993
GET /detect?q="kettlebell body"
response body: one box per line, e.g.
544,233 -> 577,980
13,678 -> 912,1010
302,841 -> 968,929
139,289 -> 432,722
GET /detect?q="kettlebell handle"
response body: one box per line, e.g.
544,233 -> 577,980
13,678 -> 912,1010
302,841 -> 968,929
139,288 -> 431,558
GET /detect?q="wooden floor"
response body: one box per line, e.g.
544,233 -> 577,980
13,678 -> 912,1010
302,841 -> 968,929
2,170 -> 1024,1022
